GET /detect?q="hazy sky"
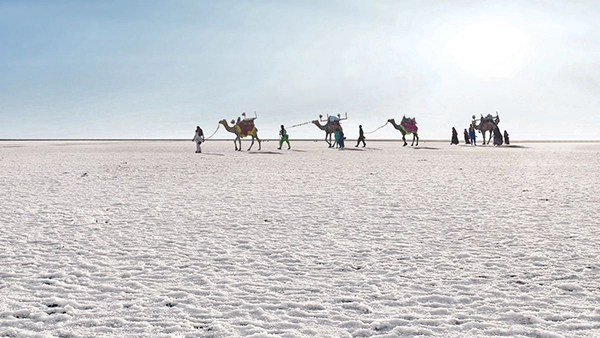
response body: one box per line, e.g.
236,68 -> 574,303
1,0 -> 599,140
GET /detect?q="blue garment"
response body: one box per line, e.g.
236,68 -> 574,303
468,129 -> 476,145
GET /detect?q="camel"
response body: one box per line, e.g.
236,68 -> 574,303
473,113 -> 500,145
218,118 -> 261,151
312,114 -> 344,147
387,117 -> 419,146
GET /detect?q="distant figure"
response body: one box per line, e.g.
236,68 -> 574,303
338,130 -> 345,149
278,125 -> 290,150
450,127 -> 459,145
469,125 -> 477,146
493,125 -> 503,146
192,126 -> 204,153
504,130 -> 510,145
463,128 -> 470,145
356,125 -> 366,147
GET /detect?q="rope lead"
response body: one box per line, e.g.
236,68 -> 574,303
364,121 -> 389,134
204,123 -> 221,140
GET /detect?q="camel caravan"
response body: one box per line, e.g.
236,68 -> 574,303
199,111 -> 508,151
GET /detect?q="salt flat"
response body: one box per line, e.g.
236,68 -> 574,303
1,140 -> 599,338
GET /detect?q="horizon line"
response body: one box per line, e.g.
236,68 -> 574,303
1,139 -> 600,143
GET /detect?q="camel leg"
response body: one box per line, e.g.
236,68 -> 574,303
326,134 -> 332,147
236,137 -> 242,151
248,136 -> 255,151
415,133 -> 419,146
402,133 -> 407,146
411,134 -> 415,146
256,134 -> 261,150
233,138 -> 238,151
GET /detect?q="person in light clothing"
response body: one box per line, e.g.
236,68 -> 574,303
193,126 -> 205,153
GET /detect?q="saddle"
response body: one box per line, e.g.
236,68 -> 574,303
236,118 -> 257,137
400,117 -> 418,134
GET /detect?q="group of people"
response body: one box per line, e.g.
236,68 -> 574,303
192,124 -> 369,152
450,126 -> 510,146
194,122 -> 510,153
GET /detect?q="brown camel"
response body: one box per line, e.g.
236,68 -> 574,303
387,118 -> 419,146
312,114 -> 344,147
218,119 -> 261,151
473,113 -> 500,145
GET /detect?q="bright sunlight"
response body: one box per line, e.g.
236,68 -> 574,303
447,20 -> 533,79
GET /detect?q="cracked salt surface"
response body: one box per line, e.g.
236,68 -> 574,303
1,140 -> 599,337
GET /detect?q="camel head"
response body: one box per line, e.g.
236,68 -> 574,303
218,119 -> 229,126
387,119 -> 395,123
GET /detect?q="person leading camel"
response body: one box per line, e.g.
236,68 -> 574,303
356,125 -> 366,147
192,126 -> 204,153
278,125 -> 290,150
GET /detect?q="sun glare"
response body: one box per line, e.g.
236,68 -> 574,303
447,20 -> 532,79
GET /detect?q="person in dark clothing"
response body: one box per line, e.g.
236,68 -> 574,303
356,125 -> 366,147
469,125 -> 477,145
450,127 -> 459,145
338,130 -> 345,148
463,128 -> 470,145
504,130 -> 510,145
493,125 -> 503,146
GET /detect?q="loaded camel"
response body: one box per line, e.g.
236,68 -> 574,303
218,114 -> 261,151
312,113 -> 346,147
387,117 -> 419,146
472,113 -> 500,145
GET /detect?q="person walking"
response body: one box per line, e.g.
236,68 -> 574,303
463,128 -> 470,145
192,126 -> 204,153
468,125 -> 477,146
338,130 -> 345,149
356,125 -> 366,147
450,127 -> 459,145
278,125 -> 290,150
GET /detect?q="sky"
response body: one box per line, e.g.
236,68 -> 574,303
1,0 -> 599,140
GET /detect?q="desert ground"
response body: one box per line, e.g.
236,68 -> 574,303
1,140 -> 599,337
